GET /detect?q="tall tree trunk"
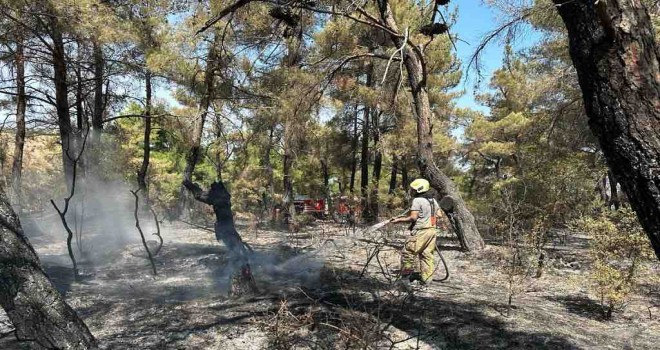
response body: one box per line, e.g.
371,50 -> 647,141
92,41 -> 104,133
261,127 -> 275,217
213,118 -> 225,182
11,37 -> 26,208
179,31 -> 220,216
74,40 -> 86,132
401,159 -> 408,190
388,155 -> 398,194
182,36 -> 219,182
137,71 -> 152,198
360,106 -> 370,219
553,0 -> 660,259
282,126 -> 295,224
377,0 -> 484,250
321,159 -> 331,205
0,187 -> 97,348
75,65 -> 84,131
349,106 -> 359,193
360,66 -> 373,221
51,19 -> 75,190
282,33 -> 303,225
370,112 -> 382,218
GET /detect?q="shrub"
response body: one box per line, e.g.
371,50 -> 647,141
574,209 -> 654,319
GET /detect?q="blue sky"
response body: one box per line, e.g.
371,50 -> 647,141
450,0 -> 538,113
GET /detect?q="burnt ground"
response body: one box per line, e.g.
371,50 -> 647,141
1,218 -> 659,349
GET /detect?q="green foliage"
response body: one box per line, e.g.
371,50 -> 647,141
465,50 -> 603,236
574,209 -> 654,319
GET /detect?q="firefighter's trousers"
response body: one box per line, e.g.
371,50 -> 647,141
401,228 -> 437,282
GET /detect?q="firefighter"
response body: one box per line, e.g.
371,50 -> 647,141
390,178 -> 448,285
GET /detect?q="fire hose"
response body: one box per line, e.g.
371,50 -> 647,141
362,209 -> 451,283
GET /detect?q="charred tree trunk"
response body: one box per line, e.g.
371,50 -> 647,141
370,113 -> 383,218
360,107 -> 370,220
50,18 -> 75,190
75,41 -> 86,133
11,36 -> 26,208
0,187 -> 97,349
92,41 -> 104,133
137,71 -> 152,198
388,155 -> 398,194
360,66 -> 373,221
321,159 -> 331,212
282,131 -> 295,224
261,127 -> 275,217
554,0 -> 660,259
179,31 -> 220,216
183,180 -> 257,297
377,0 -> 484,250
401,159 -> 409,190
349,106 -> 359,193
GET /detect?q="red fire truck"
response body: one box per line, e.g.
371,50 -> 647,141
293,195 -> 327,218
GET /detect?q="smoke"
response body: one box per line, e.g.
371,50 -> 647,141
20,176 -> 158,272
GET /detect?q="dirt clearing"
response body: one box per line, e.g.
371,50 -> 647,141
1,219 -> 658,349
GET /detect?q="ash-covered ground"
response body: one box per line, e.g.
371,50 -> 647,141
1,215 -> 659,349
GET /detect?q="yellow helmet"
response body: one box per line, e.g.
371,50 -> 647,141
410,178 -> 430,193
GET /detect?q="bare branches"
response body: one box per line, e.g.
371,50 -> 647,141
130,188 -> 158,276
149,207 -> 163,256
196,0 -> 252,35
466,9 -> 533,84
101,113 -> 177,124
50,127 -> 91,280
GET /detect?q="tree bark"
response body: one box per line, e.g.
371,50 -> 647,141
377,0 -> 484,250
261,127 -> 275,217
553,0 -> 660,259
179,31 -> 220,217
360,107 -> 370,219
0,187 -> 97,349
74,40 -> 87,132
11,36 -> 26,208
349,106 -> 359,193
401,159 -> 408,190
360,65 -> 373,221
137,71 -> 152,198
92,41 -> 104,133
370,112 -> 383,218
388,155 -> 397,194
281,33 -> 303,225
50,17 -> 76,190
182,35 -> 219,182
282,131 -> 295,223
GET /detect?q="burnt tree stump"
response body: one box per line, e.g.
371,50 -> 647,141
183,180 -> 258,297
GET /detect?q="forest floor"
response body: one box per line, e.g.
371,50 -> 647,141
1,215 -> 659,349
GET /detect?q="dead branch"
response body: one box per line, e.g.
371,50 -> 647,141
50,127 -> 90,280
101,113 -> 176,124
149,207 -> 163,256
130,188 -> 158,276
420,23 -> 448,36
197,0 -> 252,35
466,8 -> 532,83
